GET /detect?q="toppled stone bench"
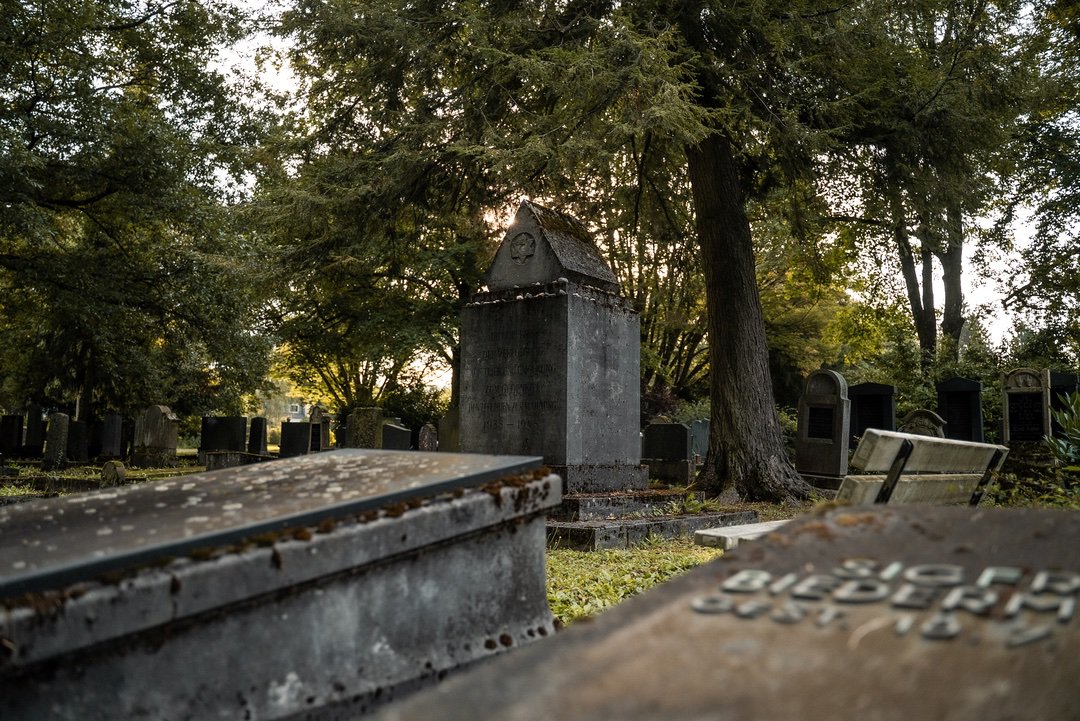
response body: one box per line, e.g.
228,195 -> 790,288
0,450 -> 561,720
374,506 -> 1080,721
696,429 -> 1008,550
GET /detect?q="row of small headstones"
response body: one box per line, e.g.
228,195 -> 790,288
0,405 -> 442,472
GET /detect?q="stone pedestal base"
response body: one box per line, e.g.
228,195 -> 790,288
550,463 -> 648,494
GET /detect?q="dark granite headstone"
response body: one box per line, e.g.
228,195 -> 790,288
20,404 -> 46,458
381,423 -> 412,450
66,420 -> 89,464
248,417 -> 268,455
1049,371 -> 1079,439
278,422 -> 311,458
98,413 -> 125,460
848,382 -> 896,444
936,377 -> 984,442
1002,368 -> 1051,444
642,423 -> 692,461
0,415 -> 22,456
460,200 -> 646,493
795,370 -> 850,485
308,407 -> 332,450
374,506 -> 1080,721
200,416 -> 248,454
42,412 -> 70,472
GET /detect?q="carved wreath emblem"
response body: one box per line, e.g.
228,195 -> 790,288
509,232 -> 536,265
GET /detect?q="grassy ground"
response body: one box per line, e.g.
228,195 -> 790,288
546,536 -> 723,626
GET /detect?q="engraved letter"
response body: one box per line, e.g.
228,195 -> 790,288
1031,570 -> 1080,596
921,613 -> 961,640
791,574 -> 842,600
976,566 -> 1024,588
834,579 -> 891,604
723,569 -> 772,593
904,564 -> 964,587
891,583 -> 939,609
942,586 -> 998,615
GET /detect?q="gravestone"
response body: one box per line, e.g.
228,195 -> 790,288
278,421 -> 312,458
382,422 -> 412,450
131,405 -> 179,468
418,423 -> 438,451
848,382 -> 896,444
1002,368 -> 1051,444
1049,371 -> 1079,439
0,415 -> 22,456
690,419 -> 710,461
936,377 -> 984,442
248,417 -> 268,455
308,406 -> 332,450
460,200 -> 646,493
199,416 -> 248,456
438,409 -> 460,452
794,370 -> 850,488
346,407 -> 383,449
641,422 -> 694,483
42,413 -> 70,472
66,420 -> 89,464
897,409 -> 947,438
375,506 -> 1080,721
98,413 -> 125,460
20,404 -> 46,458
100,460 -> 126,486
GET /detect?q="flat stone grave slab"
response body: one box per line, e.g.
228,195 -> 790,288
1,450 -> 560,721
548,510 -> 757,550
377,506 -> 1079,721
694,519 -> 793,549
0,449 -> 544,599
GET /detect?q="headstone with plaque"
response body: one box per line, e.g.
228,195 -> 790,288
381,422 -> 412,450
1002,368 -> 1051,444
308,407 -> 332,451
795,370 -> 850,487
897,409 -> 947,438
375,505 -> 1080,721
641,422 -> 694,483
459,200 -> 645,493
936,377 -> 984,442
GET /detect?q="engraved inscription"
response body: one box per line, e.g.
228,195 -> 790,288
1007,392 -> 1045,441
694,560 -> 1079,649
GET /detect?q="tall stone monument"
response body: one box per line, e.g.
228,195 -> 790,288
1002,367 -> 1051,444
460,200 -> 646,493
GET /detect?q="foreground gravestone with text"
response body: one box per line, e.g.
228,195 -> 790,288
0,450 -> 560,720
460,200 -> 645,492
376,505 -> 1078,721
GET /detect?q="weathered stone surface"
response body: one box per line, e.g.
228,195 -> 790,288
42,412 -> 69,472
418,423 -> 438,451
898,409 -> 947,437
347,407 -> 384,449
0,451 -> 559,721
378,506 -> 1080,721
937,377 -> 984,442
131,405 -> 178,468
438,410 -> 460,452
100,460 -> 126,486
98,413 -> 125,460
547,511 -> 757,551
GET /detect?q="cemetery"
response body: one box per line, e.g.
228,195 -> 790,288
3,2 -> 1080,717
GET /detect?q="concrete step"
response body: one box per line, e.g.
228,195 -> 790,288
693,520 -> 792,550
547,510 -> 757,551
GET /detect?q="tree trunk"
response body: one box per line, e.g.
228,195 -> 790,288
938,200 -> 965,358
685,133 -> 812,503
